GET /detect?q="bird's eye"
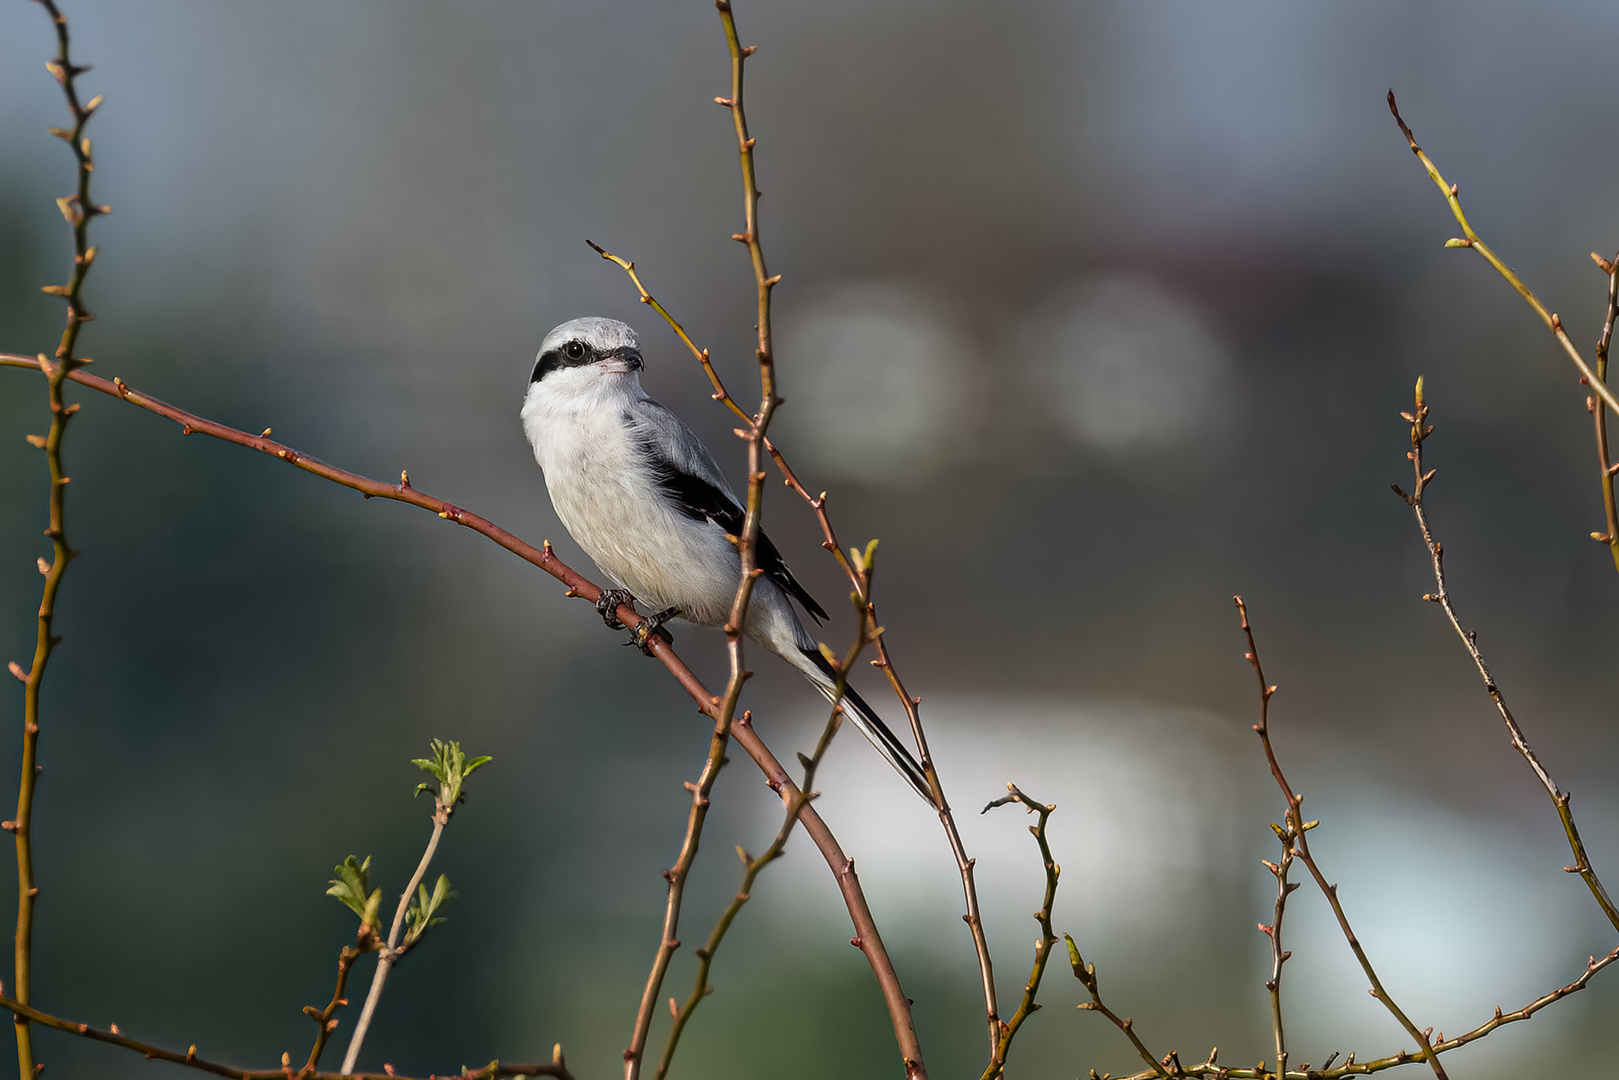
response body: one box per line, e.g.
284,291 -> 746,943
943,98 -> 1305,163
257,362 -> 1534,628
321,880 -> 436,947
564,341 -> 587,361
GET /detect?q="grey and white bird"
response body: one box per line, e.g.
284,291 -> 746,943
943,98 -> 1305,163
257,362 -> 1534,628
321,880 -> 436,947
521,316 -> 935,805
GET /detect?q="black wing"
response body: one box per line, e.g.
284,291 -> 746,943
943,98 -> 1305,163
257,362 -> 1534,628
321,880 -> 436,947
636,435 -> 829,624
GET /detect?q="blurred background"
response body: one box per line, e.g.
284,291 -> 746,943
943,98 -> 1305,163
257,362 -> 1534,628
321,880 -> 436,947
2,1 -> 1618,1077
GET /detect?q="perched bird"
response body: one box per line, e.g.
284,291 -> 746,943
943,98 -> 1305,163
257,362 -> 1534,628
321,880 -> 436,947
521,316 -> 935,805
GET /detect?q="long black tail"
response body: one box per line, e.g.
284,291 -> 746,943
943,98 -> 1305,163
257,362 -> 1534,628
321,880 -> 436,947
801,647 -> 937,806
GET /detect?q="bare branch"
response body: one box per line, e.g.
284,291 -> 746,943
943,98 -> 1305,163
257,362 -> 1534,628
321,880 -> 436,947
1260,820 -> 1300,1078
1235,598 -> 1448,1080
301,930 -> 375,1075
624,3 -> 791,1074
0,991 -> 572,1080
1065,933 -> 1168,1079
12,3 -> 106,1073
656,567 -> 878,1079
1387,92 -> 1619,416
1587,252 -> 1619,573
1104,945 -> 1619,1079
630,3 -> 930,1075
1392,382 -> 1619,931
978,785 -> 1059,1080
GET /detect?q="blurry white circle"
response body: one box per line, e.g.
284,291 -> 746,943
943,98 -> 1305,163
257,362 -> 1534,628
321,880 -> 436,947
1025,274 -> 1231,453
772,282 -> 969,482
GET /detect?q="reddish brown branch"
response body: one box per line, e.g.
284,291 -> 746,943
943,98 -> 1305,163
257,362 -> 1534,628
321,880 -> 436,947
622,700 -> 737,1080
0,351 -> 922,1075
656,579 -> 876,1079
628,2 -> 862,1074
301,932 -> 374,1076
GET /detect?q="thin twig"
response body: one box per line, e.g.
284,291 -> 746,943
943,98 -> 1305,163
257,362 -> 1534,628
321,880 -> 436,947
634,5 -> 931,1076
621,3 -> 788,1073
717,5 -> 926,1061
1065,933 -> 1168,1079
1244,603 -> 1303,1080
1259,821 -> 1299,1079
1099,946 -> 1619,1079
0,992 -> 571,1080
621,702 -> 736,1080
655,563 -> 877,1079
301,930 -> 374,1076
1387,92 -> 1619,417
583,242 -> 752,430
1235,598 -> 1448,1080
1586,251 -> 1619,574
339,815 -> 446,1074
1390,382 -> 1619,931
978,785 -> 1059,1080
11,4 -> 106,1075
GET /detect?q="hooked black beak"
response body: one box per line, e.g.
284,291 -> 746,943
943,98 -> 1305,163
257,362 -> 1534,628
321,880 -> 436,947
601,346 -> 643,372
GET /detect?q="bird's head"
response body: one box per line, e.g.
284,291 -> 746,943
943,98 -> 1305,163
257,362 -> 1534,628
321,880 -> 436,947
529,317 -> 644,394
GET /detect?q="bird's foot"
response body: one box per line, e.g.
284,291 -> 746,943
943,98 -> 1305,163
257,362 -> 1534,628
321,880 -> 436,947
596,588 -> 635,631
625,606 -> 681,656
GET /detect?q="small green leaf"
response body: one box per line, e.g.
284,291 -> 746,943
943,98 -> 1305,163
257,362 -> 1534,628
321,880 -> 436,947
411,739 -> 493,807
403,873 -> 457,946
326,855 -> 374,920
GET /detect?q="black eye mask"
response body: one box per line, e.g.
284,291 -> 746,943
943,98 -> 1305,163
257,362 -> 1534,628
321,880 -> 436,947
531,340 -> 594,383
